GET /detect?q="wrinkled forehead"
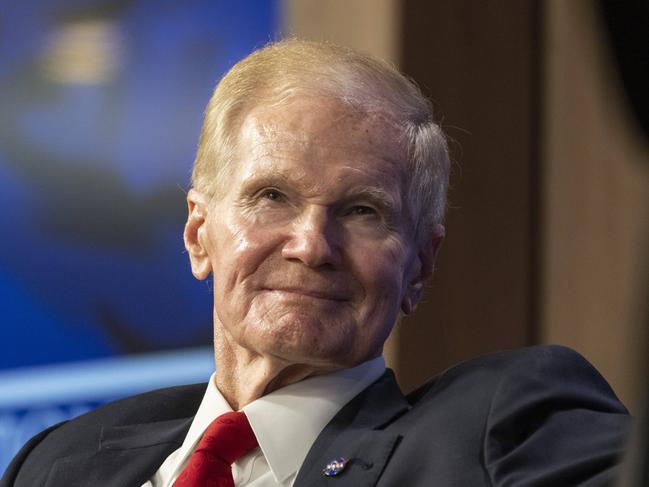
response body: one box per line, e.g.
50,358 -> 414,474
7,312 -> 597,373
237,96 -> 408,173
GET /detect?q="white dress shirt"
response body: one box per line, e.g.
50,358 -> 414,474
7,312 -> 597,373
142,356 -> 386,487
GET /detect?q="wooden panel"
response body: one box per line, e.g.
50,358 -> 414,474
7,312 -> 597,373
542,0 -> 649,411
396,0 -> 540,392
282,0 -> 400,62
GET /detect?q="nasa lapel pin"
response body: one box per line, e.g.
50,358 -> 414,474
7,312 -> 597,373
322,457 -> 348,477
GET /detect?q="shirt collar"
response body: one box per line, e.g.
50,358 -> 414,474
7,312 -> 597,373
243,357 -> 385,483
176,373 -> 235,458
182,356 -> 386,484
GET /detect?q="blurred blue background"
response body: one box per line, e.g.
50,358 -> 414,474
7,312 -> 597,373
0,0 -> 278,471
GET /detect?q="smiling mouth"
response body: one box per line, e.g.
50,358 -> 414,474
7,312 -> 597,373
265,288 -> 349,302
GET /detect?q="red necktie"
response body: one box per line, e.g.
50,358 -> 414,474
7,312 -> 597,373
172,411 -> 258,487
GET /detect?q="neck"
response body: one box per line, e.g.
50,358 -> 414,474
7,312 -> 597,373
212,328 -> 337,410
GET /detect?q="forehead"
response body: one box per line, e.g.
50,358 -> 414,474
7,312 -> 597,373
243,96 -> 403,144
234,96 -> 407,186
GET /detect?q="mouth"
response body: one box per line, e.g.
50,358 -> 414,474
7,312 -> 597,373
264,288 -> 349,302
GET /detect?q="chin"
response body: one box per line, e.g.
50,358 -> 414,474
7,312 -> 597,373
252,312 -> 357,366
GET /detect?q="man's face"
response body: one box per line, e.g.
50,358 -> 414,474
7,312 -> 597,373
188,96 -> 437,369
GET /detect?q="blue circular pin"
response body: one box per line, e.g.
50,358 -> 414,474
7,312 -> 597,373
322,457 -> 348,477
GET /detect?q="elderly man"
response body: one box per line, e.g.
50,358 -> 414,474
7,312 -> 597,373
2,40 -> 630,487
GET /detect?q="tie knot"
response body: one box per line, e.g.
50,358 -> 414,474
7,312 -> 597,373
196,411 -> 258,464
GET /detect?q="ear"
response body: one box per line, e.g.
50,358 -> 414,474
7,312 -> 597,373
184,189 -> 212,280
401,224 -> 445,314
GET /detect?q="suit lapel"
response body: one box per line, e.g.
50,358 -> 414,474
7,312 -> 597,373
294,370 -> 409,487
44,417 -> 192,487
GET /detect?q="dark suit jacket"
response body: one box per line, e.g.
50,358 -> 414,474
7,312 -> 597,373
1,345 -> 631,486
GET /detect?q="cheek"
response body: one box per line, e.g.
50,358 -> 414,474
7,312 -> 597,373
209,218 -> 283,301
351,239 -> 411,304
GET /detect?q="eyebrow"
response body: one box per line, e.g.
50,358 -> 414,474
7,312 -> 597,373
240,171 -> 401,212
239,172 -> 300,194
345,186 -> 400,213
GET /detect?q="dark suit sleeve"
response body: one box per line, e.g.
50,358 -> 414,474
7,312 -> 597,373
483,346 -> 631,487
0,421 -> 66,487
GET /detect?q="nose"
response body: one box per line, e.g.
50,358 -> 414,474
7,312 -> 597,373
281,206 -> 341,268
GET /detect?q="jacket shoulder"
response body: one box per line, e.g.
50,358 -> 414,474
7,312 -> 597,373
1,383 -> 206,487
404,345 -> 629,486
407,344 -> 622,408
87,382 -> 207,423
48,382 -> 207,433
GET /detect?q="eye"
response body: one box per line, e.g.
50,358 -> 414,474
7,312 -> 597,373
260,189 -> 284,202
347,205 -> 376,216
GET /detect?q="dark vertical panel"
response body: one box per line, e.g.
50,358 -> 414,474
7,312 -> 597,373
396,0 -> 540,392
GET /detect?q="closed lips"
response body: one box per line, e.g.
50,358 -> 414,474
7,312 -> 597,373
266,288 -> 349,301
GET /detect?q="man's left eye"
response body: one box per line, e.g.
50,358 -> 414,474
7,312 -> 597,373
348,206 -> 376,216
